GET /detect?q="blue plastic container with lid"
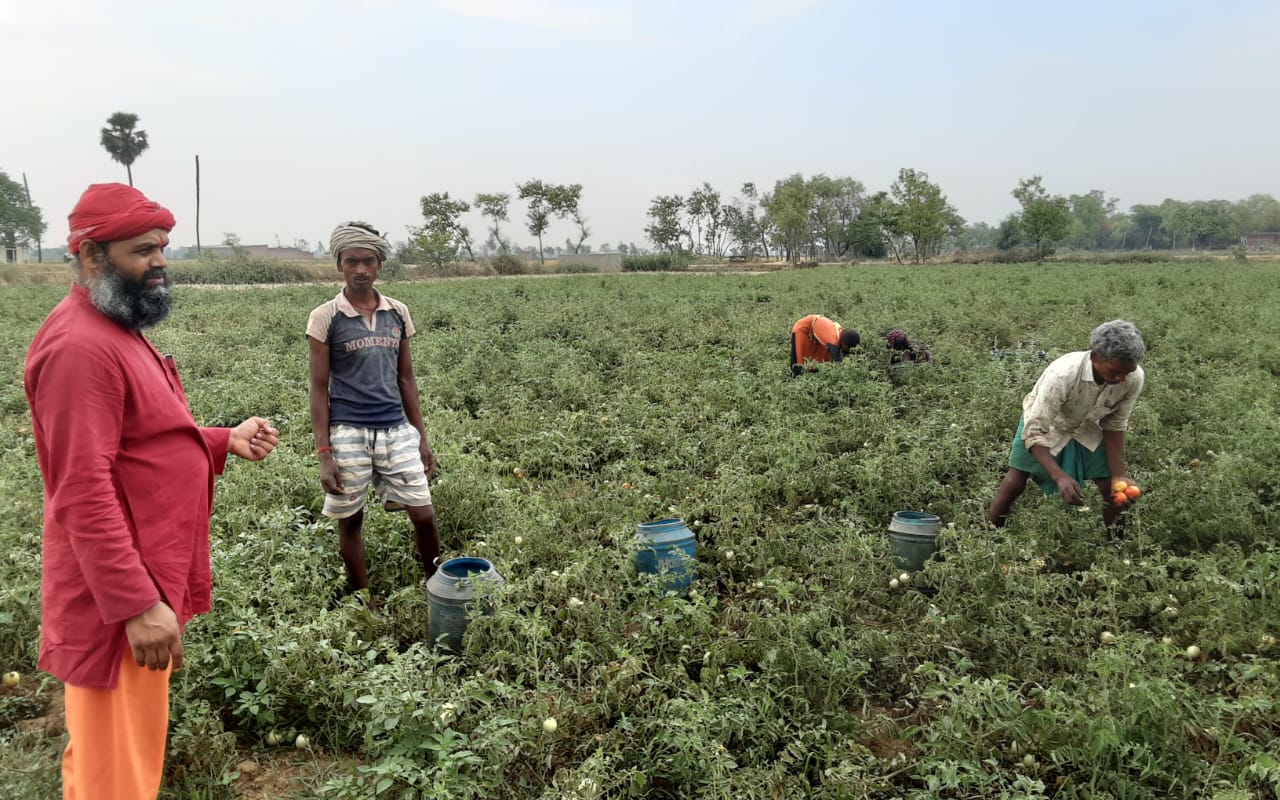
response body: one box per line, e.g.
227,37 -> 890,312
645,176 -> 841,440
426,557 -> 504,653
634,517 -> 697,592
886,510 -> 943,571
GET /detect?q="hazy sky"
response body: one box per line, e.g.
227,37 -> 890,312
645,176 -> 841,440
3,0 -> 1278,251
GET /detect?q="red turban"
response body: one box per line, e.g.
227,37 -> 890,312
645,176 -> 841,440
67,183 -> 175,255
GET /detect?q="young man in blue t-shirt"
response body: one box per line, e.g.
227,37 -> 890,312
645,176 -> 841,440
307,222 -> 439,602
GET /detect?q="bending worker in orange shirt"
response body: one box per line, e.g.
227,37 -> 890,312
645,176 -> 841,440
790,314 -> 860,376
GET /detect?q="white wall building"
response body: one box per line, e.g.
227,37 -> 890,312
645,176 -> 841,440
3,243 -> 30,263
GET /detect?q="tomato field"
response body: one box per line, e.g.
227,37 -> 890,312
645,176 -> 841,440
1,261 -> 1278,799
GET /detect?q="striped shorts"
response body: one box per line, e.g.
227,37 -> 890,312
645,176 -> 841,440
322,423 -> 433,519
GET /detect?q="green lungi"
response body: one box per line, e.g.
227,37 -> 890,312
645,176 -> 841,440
1008,416 -> 1110,495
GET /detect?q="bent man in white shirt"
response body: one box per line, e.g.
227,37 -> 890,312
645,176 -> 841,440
986,320 -> 1147,532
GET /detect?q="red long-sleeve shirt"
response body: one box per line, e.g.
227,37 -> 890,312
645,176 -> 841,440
24,285 -> 230,689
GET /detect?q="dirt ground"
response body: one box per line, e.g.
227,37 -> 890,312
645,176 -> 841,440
12,681 -> 65,738
231,751 -> 358,799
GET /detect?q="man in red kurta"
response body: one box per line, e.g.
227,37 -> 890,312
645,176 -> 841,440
790,314 -> 860,376
24,183 -> 280,799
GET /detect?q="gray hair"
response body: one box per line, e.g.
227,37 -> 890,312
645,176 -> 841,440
1090,319 -> 1145,363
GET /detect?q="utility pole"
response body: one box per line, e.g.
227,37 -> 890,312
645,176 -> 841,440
194,155 -> 202,256
21,172 -> 42,262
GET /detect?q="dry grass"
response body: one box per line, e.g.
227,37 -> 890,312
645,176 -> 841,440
0,264 -> 74,286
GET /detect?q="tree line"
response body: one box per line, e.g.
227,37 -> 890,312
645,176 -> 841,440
644,170 -> 964,264
6,106 -> 1280,265
977,191 -> 1280,255
644,173 -> 1280,263
402,181 -> 599,268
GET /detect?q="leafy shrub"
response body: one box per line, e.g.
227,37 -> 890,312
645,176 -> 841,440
1051,251 -> 1175,264
378,259 -> 405,280
950,249 -> 1033,264
489,253 -> 527,275
622,253 -> 690,271
950,250 -> 1181,266
1231,244 -> 1248,263
167,257 -> 321,284
412,261 -> 495,279
554,262 -> 599,274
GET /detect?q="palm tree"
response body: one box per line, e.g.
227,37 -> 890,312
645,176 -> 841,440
99,112 -> 150,186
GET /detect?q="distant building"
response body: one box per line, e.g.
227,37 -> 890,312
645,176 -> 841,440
199,245 -> 317,260
1242,232 -> 1280,249
4,243 -> 30,263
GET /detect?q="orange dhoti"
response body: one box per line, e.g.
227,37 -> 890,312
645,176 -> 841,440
62,649 -> 171,800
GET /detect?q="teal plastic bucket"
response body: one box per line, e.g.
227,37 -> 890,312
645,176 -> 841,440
635,518 -> 697,592
886,511 -> 942,571
426,557 -> 504,653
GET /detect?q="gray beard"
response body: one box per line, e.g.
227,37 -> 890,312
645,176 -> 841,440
87,261 -> 174,330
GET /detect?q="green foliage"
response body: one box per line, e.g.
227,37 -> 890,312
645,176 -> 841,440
956,251 -> 1177,266
995,214 -> 1022,251
858,191 -> 899,260
650,180 -> 1280,259
2,262 -> 1279,798
167,258 -> 320,284
0,170 -> 46,250
1066,190 -> 1118,250
553,262 -> 599,274
765,173 -> 814,263
1233,193 -> 1280,235
99,111 -> 150,186
645,194 -> 688,253
889,168 -> 964,264
686,181 -> 728,257
515,179 -> 554,264
807,175 -> 865,259
1047,251 -> 1172,265
0,728 -> 60,800
474,193 -> 512,254
377,259 -> 404,281
1166,200 -> 1237,251
410,192 -> 473,264
722,182 -> 773,259
1131,204 -> 1166,249
553,184 -> 587,255
398,225 -> 457,269
516,180 -> 583,263
621,253 -> 690,271
958,222 -> 997,252
1012,177 -> 1071,260
489,252 -> 526,275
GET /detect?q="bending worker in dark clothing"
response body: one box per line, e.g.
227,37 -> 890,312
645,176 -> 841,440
790,314 -> 860,376
884,328 -> 933,364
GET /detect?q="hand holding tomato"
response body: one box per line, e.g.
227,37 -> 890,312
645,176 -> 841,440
1111,478 -> 1143,508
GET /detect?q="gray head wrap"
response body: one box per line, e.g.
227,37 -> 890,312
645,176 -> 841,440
330,221 -> 390,263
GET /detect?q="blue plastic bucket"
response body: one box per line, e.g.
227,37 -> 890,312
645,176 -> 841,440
886,511 -> 943,571
635,518 -> 697,592
426,557 -> 504,653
